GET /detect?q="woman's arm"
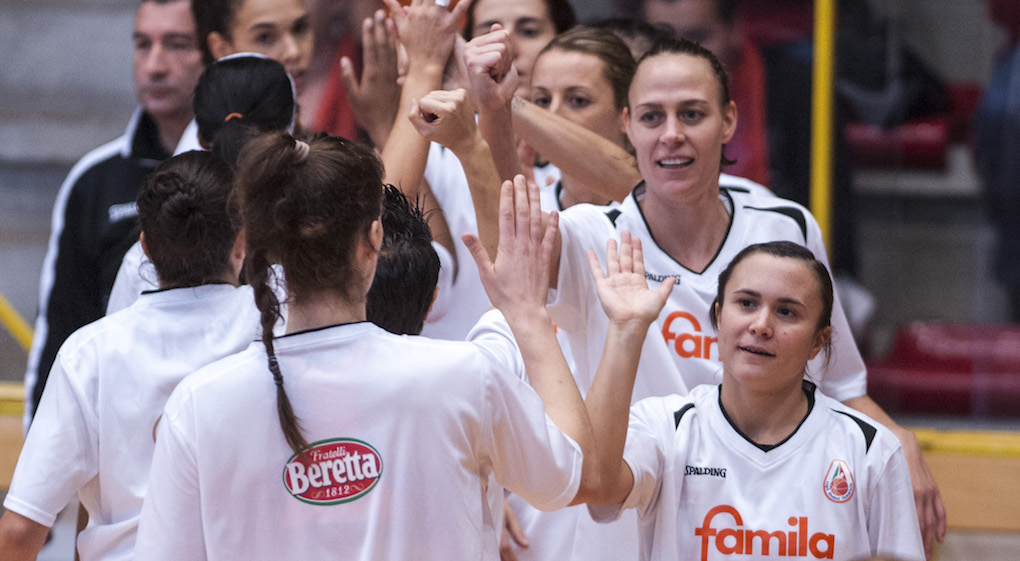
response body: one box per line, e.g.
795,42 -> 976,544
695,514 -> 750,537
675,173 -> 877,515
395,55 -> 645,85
465,175 -> 595,493
0,512 -> 49,561
379,0 -> 472,196
409,88 -> 501,261
511,97 -> 641,202
576,233 -> 672,505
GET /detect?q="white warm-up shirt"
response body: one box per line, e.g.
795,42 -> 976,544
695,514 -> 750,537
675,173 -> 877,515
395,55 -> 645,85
134,315 -> 582,561
4,284 -> 258,561
589,383 -> 923,561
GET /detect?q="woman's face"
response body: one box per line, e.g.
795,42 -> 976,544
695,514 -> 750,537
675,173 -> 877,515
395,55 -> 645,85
530,49 -> 627,148
471,0 -> 557,88
715,253 -> 830,394
209,0 -> 313,92
624,53 -> 735,200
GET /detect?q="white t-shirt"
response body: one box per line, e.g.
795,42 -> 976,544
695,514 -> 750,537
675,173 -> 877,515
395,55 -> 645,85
589,383 -> 923,561
134,315 -> 582,561
4,284 -> 259,561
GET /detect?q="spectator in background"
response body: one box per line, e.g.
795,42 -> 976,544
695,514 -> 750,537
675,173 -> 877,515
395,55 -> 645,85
23,0 -> 203,426
974,0 -> 1020,322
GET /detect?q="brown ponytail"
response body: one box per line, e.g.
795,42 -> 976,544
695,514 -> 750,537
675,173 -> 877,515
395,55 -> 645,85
235,131 -> 384,456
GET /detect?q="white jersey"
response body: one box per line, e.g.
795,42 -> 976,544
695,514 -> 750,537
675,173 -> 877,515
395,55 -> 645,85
589,383 -> 923,561
4,284 -> 259,561
552,184 -> 867,403
134,314 -> 582,561
510,184 -> 867,561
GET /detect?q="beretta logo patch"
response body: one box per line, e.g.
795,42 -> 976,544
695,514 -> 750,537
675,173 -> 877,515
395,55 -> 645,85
822,459 -> 854,503
283,438 -> 382,505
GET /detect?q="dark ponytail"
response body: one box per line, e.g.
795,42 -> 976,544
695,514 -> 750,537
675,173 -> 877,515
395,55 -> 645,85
194,54 -> 296,168
235,132 -> 384,456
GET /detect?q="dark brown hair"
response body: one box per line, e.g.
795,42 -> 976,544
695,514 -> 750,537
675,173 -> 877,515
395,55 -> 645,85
234,132 -> 384,455
536,26 -> 636,111
191,0 -> 242,65
136,150 -> 238,288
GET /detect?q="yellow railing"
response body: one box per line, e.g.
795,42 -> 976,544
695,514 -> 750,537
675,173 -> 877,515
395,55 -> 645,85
0,290 -> 33,353
811,0 -> 836,251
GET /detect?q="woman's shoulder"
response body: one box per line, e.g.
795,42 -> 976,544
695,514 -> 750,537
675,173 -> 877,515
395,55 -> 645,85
814,392 -> 903,458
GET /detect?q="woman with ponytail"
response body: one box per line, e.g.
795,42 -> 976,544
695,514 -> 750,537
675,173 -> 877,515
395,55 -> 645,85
0,151 -> 257,561
107,53 -> 297,313
132,133 -> 637,561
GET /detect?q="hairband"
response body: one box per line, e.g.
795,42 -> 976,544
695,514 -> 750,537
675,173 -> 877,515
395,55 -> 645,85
224,112 -> 244,123
294,139 -> 311,162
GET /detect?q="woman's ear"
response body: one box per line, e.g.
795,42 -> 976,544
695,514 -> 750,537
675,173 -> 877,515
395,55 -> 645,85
207,31 -> 234,61
139,232 -> 151,260
369,219 -> 384,253
809,326 -> 833,360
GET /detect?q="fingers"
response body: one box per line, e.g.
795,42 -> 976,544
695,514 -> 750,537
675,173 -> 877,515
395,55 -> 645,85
497,178 -> 516,254
339,57 -> 358,94
462,232 -> 493,276
503,499 -> 528,548
586,249 -> 606,283
618,231 -> 633,278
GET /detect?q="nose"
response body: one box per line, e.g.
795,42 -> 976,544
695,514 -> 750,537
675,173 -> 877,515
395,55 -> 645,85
280,34 -> 301,65
659,115 -> 685,145
142,43 -> 168,77
548,95 -> 563,116
748,309 -> 773,338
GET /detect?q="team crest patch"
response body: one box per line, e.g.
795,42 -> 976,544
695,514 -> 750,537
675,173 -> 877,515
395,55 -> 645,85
823,459 -> 854,503
283,438 -> 382,505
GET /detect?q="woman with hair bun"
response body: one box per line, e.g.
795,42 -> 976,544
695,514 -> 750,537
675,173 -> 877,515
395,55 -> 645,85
131,132 -> 640,560
107,53 -> 297,313
0,150 -> 256,561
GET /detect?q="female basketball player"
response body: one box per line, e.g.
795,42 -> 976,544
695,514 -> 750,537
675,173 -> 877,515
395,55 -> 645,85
0,150 -> 255,561
581,241 -> 924,561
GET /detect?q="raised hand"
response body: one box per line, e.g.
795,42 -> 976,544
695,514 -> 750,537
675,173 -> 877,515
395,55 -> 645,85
587,232 -> 673,330
461,24 -> 520,113
464,174 -> 556,321
407,88 -> 479,154
340,9 -> 400,147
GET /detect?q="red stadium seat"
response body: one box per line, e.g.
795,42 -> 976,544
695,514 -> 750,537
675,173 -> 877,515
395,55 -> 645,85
866,322 -> 1020,418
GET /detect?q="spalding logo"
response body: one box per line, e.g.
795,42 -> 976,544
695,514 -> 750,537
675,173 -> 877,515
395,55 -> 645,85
283,438 -> 383,505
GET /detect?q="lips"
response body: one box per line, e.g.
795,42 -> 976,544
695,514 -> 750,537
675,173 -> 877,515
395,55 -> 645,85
738,345 -> 775,358
657,157 -> 693,169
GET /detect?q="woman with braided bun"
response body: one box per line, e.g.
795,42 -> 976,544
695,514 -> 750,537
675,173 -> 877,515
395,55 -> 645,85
132,132 -> 626,560
107,53 -> 296,313
0,150 -> 255,561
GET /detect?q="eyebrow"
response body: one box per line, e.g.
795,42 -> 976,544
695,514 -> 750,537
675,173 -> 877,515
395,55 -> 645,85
732,289 -> 806,307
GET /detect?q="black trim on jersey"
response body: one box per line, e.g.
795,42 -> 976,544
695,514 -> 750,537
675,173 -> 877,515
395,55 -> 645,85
833,409 -> 878,453
627,182 -> 735,275
744,205 -> 809,243
605,208 -> 622,226
278,321 -> 374,338
720,184 -> 750,194
674,403 -> 695,430
718,381 -> 817,452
